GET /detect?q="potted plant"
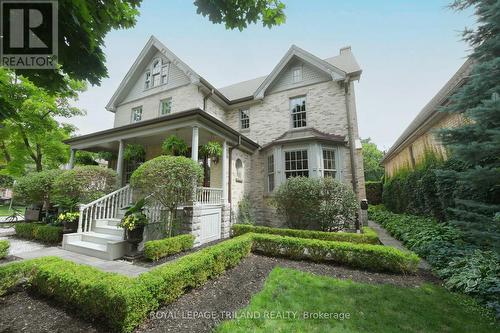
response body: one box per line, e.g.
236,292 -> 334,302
56,211 -> 80,233
118,198 -> 148,252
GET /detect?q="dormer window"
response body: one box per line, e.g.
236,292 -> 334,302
292,66 -> 303,83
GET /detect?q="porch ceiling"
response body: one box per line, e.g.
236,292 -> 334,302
65,108 -> 260,153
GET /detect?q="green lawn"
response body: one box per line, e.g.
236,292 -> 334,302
0,205 -> 24,217
217,267 -> 496,333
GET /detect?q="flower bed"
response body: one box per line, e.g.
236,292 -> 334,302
232,224 -> 379,244
369,205 -> 499,318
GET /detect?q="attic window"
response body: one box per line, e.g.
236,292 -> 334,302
152,58 -> 161,87
144,71 -> 151,89
292,66 -> 303,83
161,62 -> 169,84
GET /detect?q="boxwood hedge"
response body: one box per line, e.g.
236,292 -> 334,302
232,224 -> 379,244
15,223 -> 63,243
0,240 -> 9,258
144,234 -> 195,261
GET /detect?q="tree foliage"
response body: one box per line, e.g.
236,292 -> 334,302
437,0 -> 500,249
0,69 -> 85,175
131,156 -> 203,236
361,138 -> 384,181
6,0 -> 142,103
194,0 -> 286,30
52,166 -> 117,210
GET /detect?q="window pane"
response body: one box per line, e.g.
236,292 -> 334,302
240,109 -> 249,129
322,148 -> 336,178
161,99 -> 171,115
290,96 -> 306,128
285,149 -> 309,179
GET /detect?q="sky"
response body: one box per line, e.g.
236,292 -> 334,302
68,0 -> 476,151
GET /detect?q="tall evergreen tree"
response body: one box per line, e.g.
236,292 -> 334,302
437,0 -> 500,250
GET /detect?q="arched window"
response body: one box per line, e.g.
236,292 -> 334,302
235,158 -> 243,182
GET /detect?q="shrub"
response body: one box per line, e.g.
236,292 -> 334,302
232,224 -> 379,244
365,181 -> 383,205
144,234 -> 195,261
237,195 -> 256,225
139,234 -> 253,304
161,135 -> 189,156
131,156 -> 203,237
0,240 -> 9,258
15,223 -> 62,243
251,233 -> 419,274
13,169 -> 63,207
273,177 -> 358,231
52,165 -> 117,210
369,205 -> 500,318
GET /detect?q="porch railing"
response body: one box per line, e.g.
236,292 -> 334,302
195,187 -> 223,205
77,185 -> 133,233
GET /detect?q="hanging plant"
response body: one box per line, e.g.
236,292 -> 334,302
124,144 -> 146,162
162,135 -> 189,156
199,141 -> 222,163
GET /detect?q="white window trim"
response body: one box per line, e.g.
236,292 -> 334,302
131,106 -> 143,123
289,95 -> 307,129
159,97 -> 172,116
144,57 -> 170,90
267,153 -> 275,192
144,71 -> 151,89
282,146 -> 310,179
320,145 -> 341,181
239,109 -> 250,130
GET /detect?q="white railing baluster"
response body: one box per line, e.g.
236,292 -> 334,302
76,185 -> 132,234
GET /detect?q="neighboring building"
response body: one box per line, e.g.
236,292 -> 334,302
382,59 -> 473,177
63,36 -> 366,259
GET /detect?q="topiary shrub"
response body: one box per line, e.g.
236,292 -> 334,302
52,166 -> 117,210
273,177 -> 358,231
365,181 -> 383,205
131,156 -> 203,237
13,169 -> 63,207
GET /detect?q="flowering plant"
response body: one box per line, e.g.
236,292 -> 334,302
56,212 -> 80,225
118,198 -> 148,231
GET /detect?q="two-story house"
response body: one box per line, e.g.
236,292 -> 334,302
63,36 -> 366,259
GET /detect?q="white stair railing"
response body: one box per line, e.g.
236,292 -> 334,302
195,187 -> 223,205
77,185 -> 133,233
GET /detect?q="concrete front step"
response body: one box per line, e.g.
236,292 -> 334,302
81,231 -> 123,245
93,225 -> 124,237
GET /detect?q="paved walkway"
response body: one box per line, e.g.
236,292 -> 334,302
368,220 -> 430,270
1,230 -> 148,277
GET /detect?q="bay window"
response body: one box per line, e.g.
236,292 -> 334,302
285,150 -> 309,178
267,154 -> 275,192
322,148 -> 337,178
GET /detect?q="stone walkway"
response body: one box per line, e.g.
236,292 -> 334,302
0,228 -> 148,277
368,220 -> 430,270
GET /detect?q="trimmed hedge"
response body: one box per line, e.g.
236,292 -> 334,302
251,233 -> 420,274
15,223 -> 63,243
231,224 -> 379,244
144,234 -> 195,261
0,240 -> 9,258
139,234 -> 253,304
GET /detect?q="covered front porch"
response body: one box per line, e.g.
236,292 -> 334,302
62,109 -> 259,258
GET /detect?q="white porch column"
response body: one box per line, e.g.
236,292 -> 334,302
191,126 -> 199,162
68,148 -> 76,169
222,140 -> 228,203
116,140 -> 125,187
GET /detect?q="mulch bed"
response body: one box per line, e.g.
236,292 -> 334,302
134,253 -> 440,333
0,288 -> 108,333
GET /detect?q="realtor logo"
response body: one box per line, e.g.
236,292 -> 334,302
0,0 -> 58,69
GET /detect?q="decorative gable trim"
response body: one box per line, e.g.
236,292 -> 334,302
253,45 -> 346,99
106,35 -> 202,112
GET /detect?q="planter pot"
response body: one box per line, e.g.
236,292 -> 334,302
125,225 -> 145,255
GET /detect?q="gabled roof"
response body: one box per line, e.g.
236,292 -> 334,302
261,127 -> 346,150
106,37 -> 362,110
253,45 -> 347,99
381,58 -> 474,163
106,36 -> 203,112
